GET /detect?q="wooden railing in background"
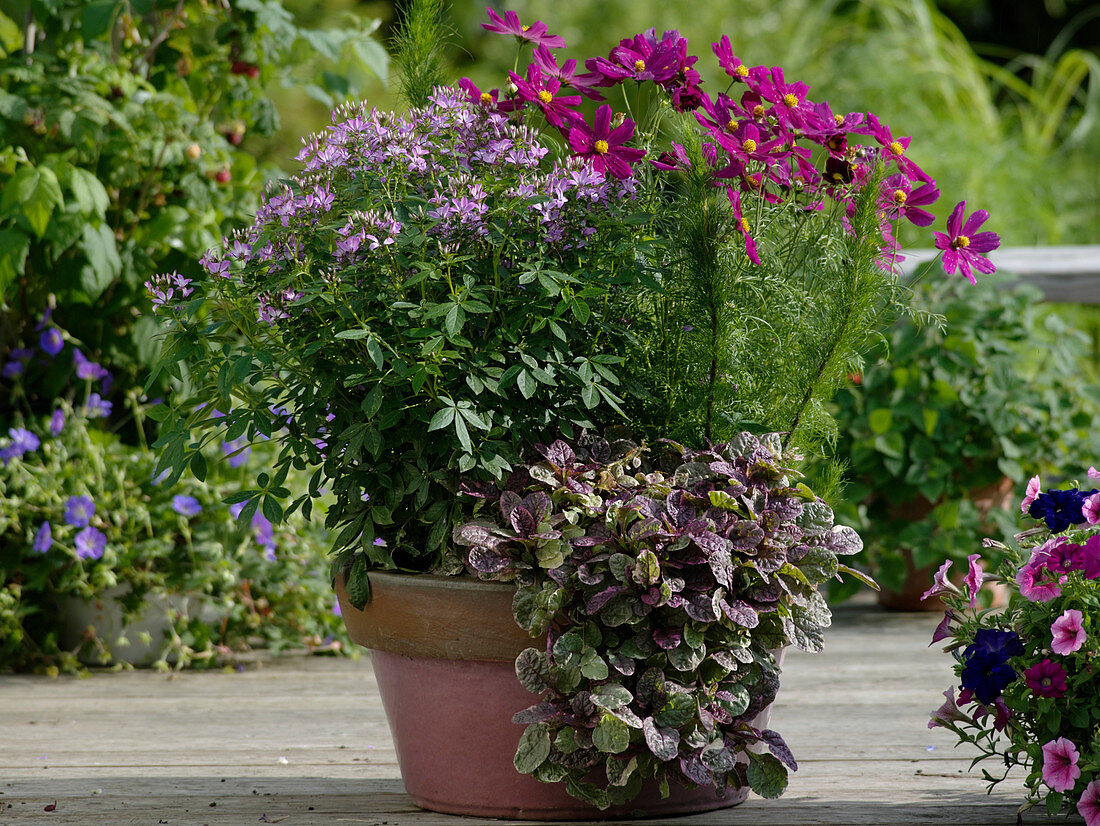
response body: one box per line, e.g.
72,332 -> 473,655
902,245 -> 1100,304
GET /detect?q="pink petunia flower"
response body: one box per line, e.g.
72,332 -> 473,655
1021,475 -> 1041,514
964,553 -> 984,608
1023,658 -> 1068,698
927,687 -> 972,730
1051,609 -> 1087,655
1083,493 -> 1100,526
933,201 -> 1000,285
921,560 -> 961,602
1090,466 -> 1100,481
1078,780 -> 1100,826
1082,534 -> 1100,580
1016,559 -> 1063,602
1041,738 -> 1081,793
929,610 -> 953,646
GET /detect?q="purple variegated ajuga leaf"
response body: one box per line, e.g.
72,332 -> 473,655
586,586 -> 624,614
683,593 -> 719,622
608,653 -> 636,675
768,494 -> 804,520
627,516 -> 663,543
643,717 -> 680,761
679,752 -> 711,785
576,564 -> 605,585
541,439 -> 576,468
653,626 -> 682,650
468,546 -> 511,573
499,490 -> 522,521
719,598 -> 760,628
757,729 -> 798,770
708,549 -> 734,587
510,506 -> 536,536
455,520 -> 508,548
523,491 -> 553,525
727,520 -> 764,551
512,702 -> 561,724
709,460 -> 739,477
691,529 -> 730,555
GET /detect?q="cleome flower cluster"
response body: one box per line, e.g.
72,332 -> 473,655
928,467 -> 1100,823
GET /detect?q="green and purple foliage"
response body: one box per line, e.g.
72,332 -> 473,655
149,86 -> 646,571
929,469 -> 1100,823
454,432 -> 867,806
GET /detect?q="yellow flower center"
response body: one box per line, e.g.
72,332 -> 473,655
740,217 -> 750,233
537,89 -> 553,105
889,140 -> 904,156
594,140 -> 609,155
522,24 -> 530,31
752,104 -> 765,118
479,92 -> 492,105
953,235 -> 970,249
893,189 -> 907,205
742,138 -> 757,153
736,64 -> 749,77
834,113 -> 844,126
726,119 -> 739,132
783,93 -> 799,108
634,59 -> 646,72
748,173 -> 762,188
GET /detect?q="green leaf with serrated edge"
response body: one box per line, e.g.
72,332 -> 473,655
593,714 -> 630,754
514,724 -> 551,774
747,751 -> 788,799
346,555 -> 371,609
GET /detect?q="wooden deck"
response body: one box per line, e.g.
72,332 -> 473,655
0,600 -> 1071,825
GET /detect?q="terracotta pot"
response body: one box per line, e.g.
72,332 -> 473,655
876,477 -> 1015,611
335,569 -> 770,820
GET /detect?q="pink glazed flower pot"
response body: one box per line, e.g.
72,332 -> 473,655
335,569 -> 773,820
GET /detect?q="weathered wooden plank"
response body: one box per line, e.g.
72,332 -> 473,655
0,604 -> 1069,825
902,245 -> 1100,303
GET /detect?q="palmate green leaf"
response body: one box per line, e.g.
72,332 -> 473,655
2,165 -> 63,238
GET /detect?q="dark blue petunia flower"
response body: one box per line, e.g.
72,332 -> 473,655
960,629 -> 1023,705
1028,488 -> 1095,534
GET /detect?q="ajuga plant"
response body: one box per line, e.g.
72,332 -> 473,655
454,432 -> 867,806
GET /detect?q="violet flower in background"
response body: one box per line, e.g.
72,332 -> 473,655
64,495 -> 95,527
33,521 -> 52,553
1,427 -> 40,465
49,409 -> 65,436
40,328 -> 64,356
74,526 -> 107,560
172,495 -> 202,517
73,350 -> 110,382
84,393 -> 112,419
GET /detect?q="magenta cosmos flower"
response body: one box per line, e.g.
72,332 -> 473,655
881,173 -> 939,227
726,188 -> 761,265
481,8 -> 565,48
933,201 -> 1000,285
508,64 -> 582,129
1023,658 -> 1068,698
1079,780 -> 1100,826
1042,738 -> 1081,793
567,105 -> 646,179
1051,608 -> 1087,655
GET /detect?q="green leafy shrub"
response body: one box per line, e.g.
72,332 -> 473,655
0,313 -> 346,673
0,0 -> 386,419
831,277 -> 1100,597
